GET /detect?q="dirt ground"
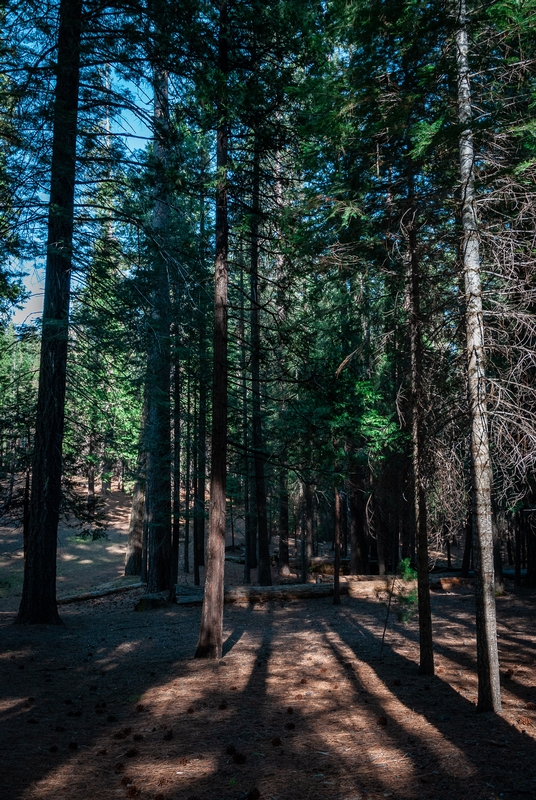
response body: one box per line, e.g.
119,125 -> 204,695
1,493 -> 536,800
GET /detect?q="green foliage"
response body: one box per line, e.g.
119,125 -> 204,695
397,587 -> 418,623
398,557 -> 417,581
396,558 -> 418,622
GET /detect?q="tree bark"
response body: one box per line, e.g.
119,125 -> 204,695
304,481 -> 314,578
406,192 -> 434,675
461,515 -> 472,578
125,405 -> 148,577
145,68 -> 172,594
349,467 -> 369,574
16,0 -> 82,624
278,469 -> 290,576
184,366 -> 191,574
125,459 -> 145,577
341,491 -> 348,559
333,486 -> 341,605
195,0 -> 228,659
456,0 -> 501,712
525,512 -> 536,586
492,510 -> 504,593
194,303 -> 208,573
514,512 -> 521,586
249,144 -> 271,586
170,334 -> 181,596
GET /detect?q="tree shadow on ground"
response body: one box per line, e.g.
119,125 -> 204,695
1,591 -> 536,800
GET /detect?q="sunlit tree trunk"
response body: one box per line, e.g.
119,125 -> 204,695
195,0 -> 228,658
16,0 -> 82,624
456,0 -> 501,712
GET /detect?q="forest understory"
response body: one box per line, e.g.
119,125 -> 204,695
1,494 -> 535,800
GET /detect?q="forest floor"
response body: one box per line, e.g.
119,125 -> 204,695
1,492 -> 536,800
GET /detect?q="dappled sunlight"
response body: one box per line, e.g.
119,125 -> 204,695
322,626 -> 478,783
2,591 -> 535,799
0,697 -> 27,718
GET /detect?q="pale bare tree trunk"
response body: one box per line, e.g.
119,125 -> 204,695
195,0 -> 228,659
456,0 -> 501,713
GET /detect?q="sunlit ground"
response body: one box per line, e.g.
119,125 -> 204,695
1,585 -> 535,800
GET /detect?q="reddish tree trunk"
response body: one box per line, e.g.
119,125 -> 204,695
16,0 -> 82,624
195,0 -> 228,659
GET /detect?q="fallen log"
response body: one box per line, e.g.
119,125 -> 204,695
58,581 -> 144,605
224,582 -> 348,603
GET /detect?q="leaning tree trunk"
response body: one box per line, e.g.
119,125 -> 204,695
456,0 -> 501,712
406,193 -> 434,676
195,0 -> 228,659
16,0 -> 82,624
250,143 -> 271,586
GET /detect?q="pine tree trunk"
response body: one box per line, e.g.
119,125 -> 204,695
341,491 -> 348,559
406,191 -> 434,676
456,0 -> 501,712
514,513 -> 521,586
125,458 -> 145,577
525,513 -> 536,586
195,0 -> 228,659
278,469 -> 290,576
239,263 -> 252,584
184,367 -> 191,574
126,407 -> 147,577
145,68 -> 172,594
194,307 -> 208,572
170,336 -> 181,595
192,385 -> 201,585
333,486 -> 341,605
16,0 -> 82,624
125,479 -> 145,576
304,482 -> 314,577
250,145 -> 271,586
492,511 -> 504,593
349,467 -> 369,574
